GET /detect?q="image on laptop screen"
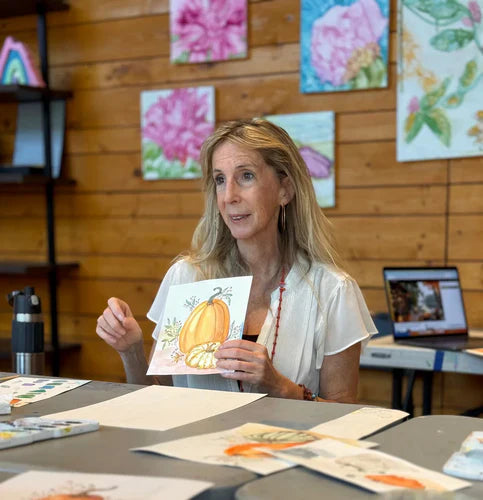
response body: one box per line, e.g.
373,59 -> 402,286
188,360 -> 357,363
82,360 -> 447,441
383,268 -> 468,338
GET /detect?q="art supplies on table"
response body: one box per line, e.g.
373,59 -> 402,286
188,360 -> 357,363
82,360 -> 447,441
46,385 -> 265,432
443,431 -> 483,480
310,407 -> 409,439
268,438 -> 471,493
0,393 -> 12,415
0,470 -> 213,500
0,417 -> 99,450
0,376 -> 90,407
133,422 -> 377,476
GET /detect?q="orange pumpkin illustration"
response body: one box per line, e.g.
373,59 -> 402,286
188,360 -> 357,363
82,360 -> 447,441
179,287 -> 230,354
366,474 -> 425,489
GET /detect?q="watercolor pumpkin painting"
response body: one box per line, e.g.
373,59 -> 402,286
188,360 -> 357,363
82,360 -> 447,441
147,276 -> 252,375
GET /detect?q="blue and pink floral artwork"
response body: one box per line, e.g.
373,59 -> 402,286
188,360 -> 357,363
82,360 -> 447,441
170,0 -> 247,64
397,0 -> 483,161
140,86 -> 215,179
300,0 -> 389,93
265,112 -> 335,208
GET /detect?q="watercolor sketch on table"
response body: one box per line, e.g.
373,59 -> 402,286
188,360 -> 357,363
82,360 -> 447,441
265,112 -> 335,208
140,86 -> 214,179
0,470 -> 212,500
397,0 -> 483,161
300,0 -> 389,93
170,0 -> 247,64
148,276 -> 252,375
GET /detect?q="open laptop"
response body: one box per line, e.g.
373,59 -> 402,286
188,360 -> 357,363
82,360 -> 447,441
383,267 -> 483,351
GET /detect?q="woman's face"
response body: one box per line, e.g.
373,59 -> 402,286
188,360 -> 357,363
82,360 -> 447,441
212,141 -> 290,246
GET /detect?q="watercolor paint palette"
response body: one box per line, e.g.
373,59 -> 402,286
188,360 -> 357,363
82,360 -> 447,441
0,417 -> 99,450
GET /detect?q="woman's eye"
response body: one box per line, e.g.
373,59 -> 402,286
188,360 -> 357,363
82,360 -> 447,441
241,171 -> 254,181
214,175 -> 224,185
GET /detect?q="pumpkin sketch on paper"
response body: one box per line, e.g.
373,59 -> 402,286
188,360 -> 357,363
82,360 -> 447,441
159,286 -> 241,370
397,0 -> 483,160
301,0 -> 389,93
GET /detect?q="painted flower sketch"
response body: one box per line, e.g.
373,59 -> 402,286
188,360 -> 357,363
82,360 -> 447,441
398,0 -> 483,160
301,0 -> 389,93
170,0 -> 247,64
141,87 -> 214,179
265,112 -> 335,208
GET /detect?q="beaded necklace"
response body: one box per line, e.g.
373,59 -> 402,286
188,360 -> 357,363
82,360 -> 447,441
239,267 -> 286,392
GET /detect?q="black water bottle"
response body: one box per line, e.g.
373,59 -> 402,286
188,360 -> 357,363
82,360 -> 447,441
8,286 -> 45,375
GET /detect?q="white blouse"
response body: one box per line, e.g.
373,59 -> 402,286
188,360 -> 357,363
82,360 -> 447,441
148,257 -> 377,394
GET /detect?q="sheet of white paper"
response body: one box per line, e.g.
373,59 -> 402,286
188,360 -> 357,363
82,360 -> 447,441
0,376 -> 90,407
133,422 -> 378,476
270,438 -> 471,493
0,470 -> 213,500
310,407 -> 409,439
148,276 -> 252,375
45,385 -> 265,431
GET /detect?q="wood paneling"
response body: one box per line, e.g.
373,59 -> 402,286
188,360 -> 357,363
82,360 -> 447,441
1,0 -> 481,415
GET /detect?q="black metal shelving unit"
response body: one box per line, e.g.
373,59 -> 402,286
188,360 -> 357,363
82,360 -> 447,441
0,0 -> 78,375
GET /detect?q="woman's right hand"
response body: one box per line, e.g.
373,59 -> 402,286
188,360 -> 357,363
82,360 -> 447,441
96,297 -> 143,352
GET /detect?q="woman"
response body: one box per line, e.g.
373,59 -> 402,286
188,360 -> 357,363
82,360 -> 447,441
96,119 -> 377,402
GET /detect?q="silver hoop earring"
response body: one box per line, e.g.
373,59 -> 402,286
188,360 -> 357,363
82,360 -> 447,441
280,204 -> 286,232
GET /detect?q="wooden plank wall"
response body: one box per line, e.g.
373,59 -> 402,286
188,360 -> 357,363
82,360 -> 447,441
0,0 -> 481,414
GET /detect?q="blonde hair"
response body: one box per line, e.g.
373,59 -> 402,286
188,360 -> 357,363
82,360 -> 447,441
184,118 -> 343,278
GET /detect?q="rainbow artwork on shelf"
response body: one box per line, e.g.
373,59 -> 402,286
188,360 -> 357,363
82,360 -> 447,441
0,36 -> 45,86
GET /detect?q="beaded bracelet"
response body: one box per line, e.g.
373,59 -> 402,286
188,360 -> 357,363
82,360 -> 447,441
299,384 -> 317,401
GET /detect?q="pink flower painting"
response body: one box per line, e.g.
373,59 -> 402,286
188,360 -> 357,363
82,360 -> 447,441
141,87 -> 215,179
301,0 -> 389,92
170,0 -> 247,64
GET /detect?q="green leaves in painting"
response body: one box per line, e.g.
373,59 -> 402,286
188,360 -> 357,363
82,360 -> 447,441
423,109 -> 451,146
430,29 -> 474,51
403,0 -> 467,26
420,78 -> 450,110
350,56 -> 387,89
405,111 -> 425,143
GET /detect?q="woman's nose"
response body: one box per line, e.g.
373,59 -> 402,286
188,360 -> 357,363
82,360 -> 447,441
224,178 -> 240,203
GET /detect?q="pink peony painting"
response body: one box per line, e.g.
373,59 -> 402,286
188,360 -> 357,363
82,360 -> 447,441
265,112 -> 335,208
140,87 -> 215,179
301,0 -> 389,93
170,0 -> 247,64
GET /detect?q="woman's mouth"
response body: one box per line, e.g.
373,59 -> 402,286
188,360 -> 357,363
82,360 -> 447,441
229,214 -> 249,222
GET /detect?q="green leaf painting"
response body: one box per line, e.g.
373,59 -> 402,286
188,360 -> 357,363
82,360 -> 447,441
398,0 -> 483,161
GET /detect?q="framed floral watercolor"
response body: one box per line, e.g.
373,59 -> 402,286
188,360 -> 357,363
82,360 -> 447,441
170,0 -> 247,64
397,0 -> 483,161
300,0 -> 389,93
140,86 -> 215,180
265,112 -> 335,208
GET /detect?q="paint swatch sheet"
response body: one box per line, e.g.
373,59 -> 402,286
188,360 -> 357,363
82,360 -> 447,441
0,376 -> 90,407
0,417 -> 99,450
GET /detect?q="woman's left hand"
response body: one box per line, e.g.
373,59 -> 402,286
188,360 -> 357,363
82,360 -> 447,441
214,339 -> 293,397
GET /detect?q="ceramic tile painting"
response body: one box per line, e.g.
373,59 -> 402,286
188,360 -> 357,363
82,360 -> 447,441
397,0 -> 483,161
300,0 -> 389,93
170,0 -> 247,64
265,112 -> 335,208
140,86 -> 214,179
147,276 -> 252,375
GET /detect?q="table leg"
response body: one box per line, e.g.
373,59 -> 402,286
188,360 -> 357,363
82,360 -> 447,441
422,371 -> 433,415
392,369 -> 403,409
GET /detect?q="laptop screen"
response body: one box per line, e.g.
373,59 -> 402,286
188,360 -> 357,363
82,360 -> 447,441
383,267 -> 468,338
